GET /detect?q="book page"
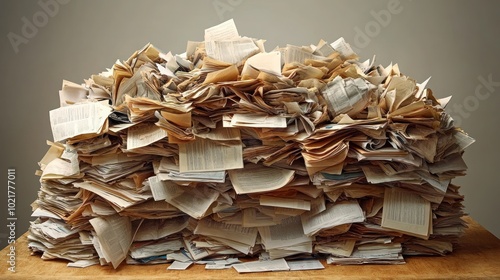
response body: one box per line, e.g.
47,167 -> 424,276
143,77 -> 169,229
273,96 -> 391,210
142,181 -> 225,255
315,240 -> 356,257
91,152 -> 149,166
157,170 -> 226,183
178,138 -> 243,172
204,258 -> 241,270
241,51 -> 282,79
228,163 -> 295,194
126,123 -> 168,150
242,208 -> 277,227
41,158 -> 80,179
194,218 -> 258,246
30,219 -> 79,239
204,19 -> 239,41
166,251 -> 192,263
74,181 -> 151,210
160,110 -> 191,128
129,238 -> 183,259
259,195 -> 311,211
287,259 -> 325,271
453,130 -> 475,151
232,258 -> 290,273
209,236 -> 253,255
133,216 -> 189,241
284,45 -> 323,64
204,64 -> 239,84
205,38 -> 260,64
89,200 -> 116,216
167,260 -> 193,270
258,216 -> 313,250
49,101 -> 111,142
161,183 -> 219,219
428,152 -> 468,174
89,215 -> 132,269
183,237 -> 213,261
66,260 -> 99,268
361,165 -> 420,184
228,113 -> 287,128
314,39 -> 336,57
321,76 -> 370,116
157,157 -> 226,183
381,187 -> 432,239
330,37 -> 356,59
194,125 -> 241,141
301,200 -> 365,236
386,76 -> 416,112
148,175 -> 171,201
58,80 -> 88,107
109,122 -> 134,133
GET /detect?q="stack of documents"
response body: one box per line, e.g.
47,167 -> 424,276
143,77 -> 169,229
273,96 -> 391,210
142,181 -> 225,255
29,19 -> 474,271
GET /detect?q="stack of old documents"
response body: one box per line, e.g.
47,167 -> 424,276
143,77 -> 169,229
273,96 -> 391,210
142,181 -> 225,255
28,19 -> 474,271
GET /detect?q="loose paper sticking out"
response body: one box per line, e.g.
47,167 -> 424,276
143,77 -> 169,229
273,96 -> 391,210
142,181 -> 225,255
126,123 -> 168,150
89,215 -> 132,269
287,259 -> 325,271
58,80 -> 89,107
178,138 -> 243,172
301,200 -> 365,236
241,51 -> 282,79
259,195 -> 311,211
204,258 -> 241,270
67,260 -> 100,268
258,216 -> 313,251
382,187 -> 432,239
49,101 -> 111,142
167,261 -> 193,270
204,19 -> 239,41
228,163 -> 295,194
330,37 -> 356,58
205,38 -> 260,64
227,113 -> 288,128
232,258 -> 290,273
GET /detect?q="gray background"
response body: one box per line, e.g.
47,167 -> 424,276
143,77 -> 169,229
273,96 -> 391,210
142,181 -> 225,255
1,0 -> 499,250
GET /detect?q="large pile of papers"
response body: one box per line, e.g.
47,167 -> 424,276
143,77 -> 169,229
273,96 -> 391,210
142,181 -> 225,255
28,19 -> 474,271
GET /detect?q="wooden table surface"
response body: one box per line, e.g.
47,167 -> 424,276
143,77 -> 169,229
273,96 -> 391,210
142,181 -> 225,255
1,216 -> 499,279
